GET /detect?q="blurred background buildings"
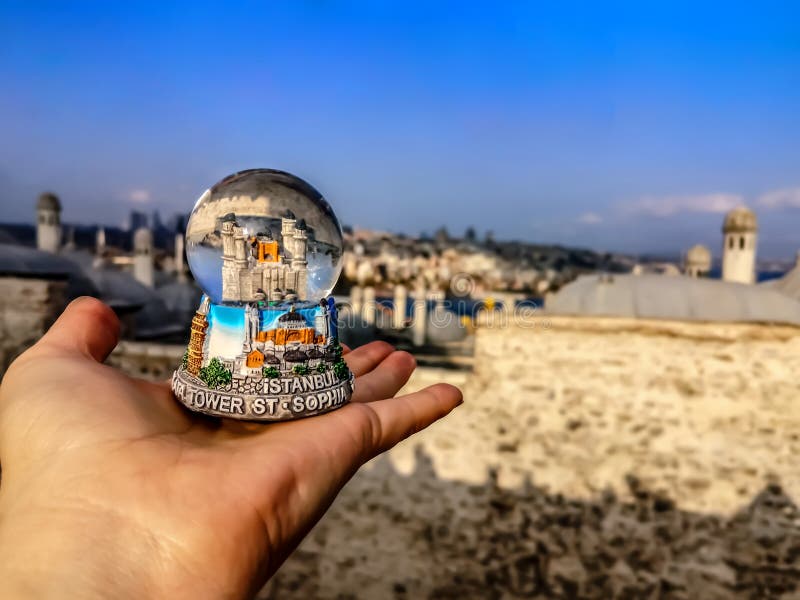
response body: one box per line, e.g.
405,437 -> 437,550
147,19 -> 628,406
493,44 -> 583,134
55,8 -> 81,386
2,2 -> 800,597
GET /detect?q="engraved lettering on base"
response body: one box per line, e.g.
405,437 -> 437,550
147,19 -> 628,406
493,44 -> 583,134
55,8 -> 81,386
172,367 -> 354,421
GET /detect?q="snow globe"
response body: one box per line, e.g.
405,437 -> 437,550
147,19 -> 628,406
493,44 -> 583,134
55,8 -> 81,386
171,169 -> 353,421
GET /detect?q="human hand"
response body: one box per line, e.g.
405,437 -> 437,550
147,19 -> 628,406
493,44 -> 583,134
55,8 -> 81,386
0,297 -> 462,599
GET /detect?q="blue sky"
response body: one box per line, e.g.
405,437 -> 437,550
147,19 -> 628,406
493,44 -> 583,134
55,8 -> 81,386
1,1 -> 799,258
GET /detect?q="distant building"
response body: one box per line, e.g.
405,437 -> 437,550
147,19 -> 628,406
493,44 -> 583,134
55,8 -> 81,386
722,206 -> 757,284
36,192 -> 62,253
684,244 -> 712,278
545,273 -> 800,325
221,211 -> 308,303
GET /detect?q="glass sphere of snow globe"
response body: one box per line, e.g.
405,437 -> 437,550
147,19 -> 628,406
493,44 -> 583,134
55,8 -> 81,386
185,169 -> 344,305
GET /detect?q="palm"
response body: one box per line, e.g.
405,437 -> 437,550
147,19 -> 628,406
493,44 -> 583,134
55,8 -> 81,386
0,298 -> 461,598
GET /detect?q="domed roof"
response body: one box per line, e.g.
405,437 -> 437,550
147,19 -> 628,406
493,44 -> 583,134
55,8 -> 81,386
133,227 -> 153,249
83,266 -> 153,309
284,349 -> 308,362
306,347 -> 324,359
723,206 -> 758,233
37,192 -> 61,211
157,279 -> 202,323
546,273 -> 800,325
686,244 -> 712,265
134,295 -> 186,339
0,243 -> 97,298
278,310 -> 306,323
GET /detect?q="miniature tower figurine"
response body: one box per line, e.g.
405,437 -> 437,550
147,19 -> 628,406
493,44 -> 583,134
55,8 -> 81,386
187,296 -> 211,376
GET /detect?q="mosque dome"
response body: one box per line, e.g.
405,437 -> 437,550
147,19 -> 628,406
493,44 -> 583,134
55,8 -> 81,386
723,206 -> 758,233
284,349 -> 309,362
686,244 -> 712,268
546,273 -> 800,325
278,310 -> 306,323
37,192 -> 61,212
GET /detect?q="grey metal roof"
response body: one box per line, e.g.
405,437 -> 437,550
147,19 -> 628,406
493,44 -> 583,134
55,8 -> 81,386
157,279 -> 202,322
0,243 -> 98,297
546,273 -> 800,325
83,267 -> 152,309
765,263 -> 800,301
134,295 -> 186,339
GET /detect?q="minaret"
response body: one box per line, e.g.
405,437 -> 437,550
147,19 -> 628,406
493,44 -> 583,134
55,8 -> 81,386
221,216 -> 237,301
133,226 -> 155,287
63,226 -> 76,251
36,192 -> 62,253
722,207 -> 758,284
96,227 -> 106,256
315,299 -> 330,342
187,296 -> 210,375
281,210 -> 296,261
175,232 -> 186,281
243,303 -> 260,353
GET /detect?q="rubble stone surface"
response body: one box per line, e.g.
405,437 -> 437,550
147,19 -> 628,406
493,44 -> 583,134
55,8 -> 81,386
262,317 -> 800,599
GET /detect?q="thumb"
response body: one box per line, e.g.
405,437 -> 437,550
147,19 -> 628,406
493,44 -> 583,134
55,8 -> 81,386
36,296 -> 120,363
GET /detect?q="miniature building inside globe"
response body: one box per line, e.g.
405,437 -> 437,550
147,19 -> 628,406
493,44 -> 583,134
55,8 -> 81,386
220,210 -> 309,303
172,169 -> 353,421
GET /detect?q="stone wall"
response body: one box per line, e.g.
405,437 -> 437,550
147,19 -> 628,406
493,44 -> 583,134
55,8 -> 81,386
0,276 -> 66,374
261,316 -> 800,599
